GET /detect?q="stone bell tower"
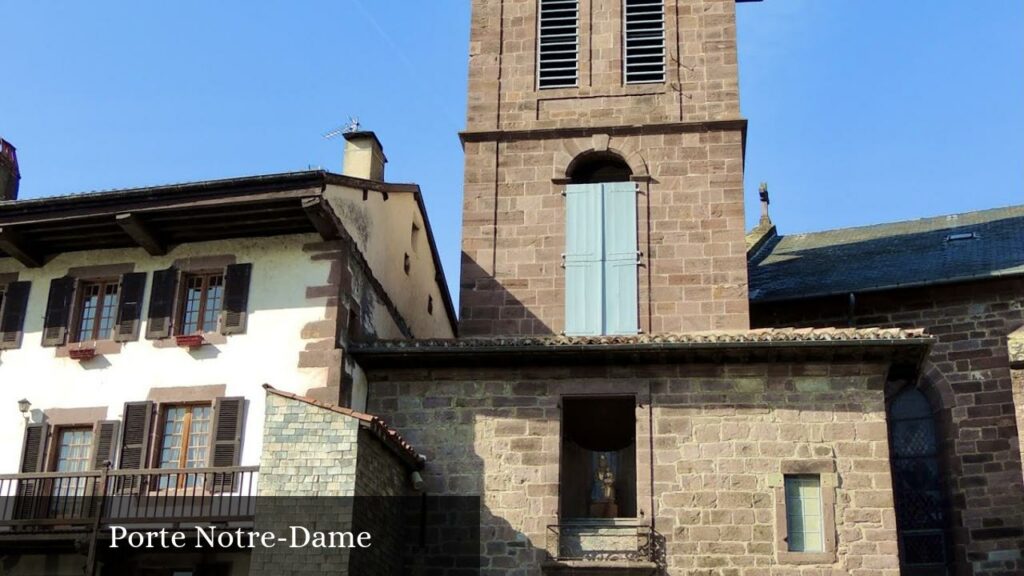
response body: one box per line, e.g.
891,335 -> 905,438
459,0 -> 750,337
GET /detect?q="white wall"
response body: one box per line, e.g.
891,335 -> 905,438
0,233 -> 331,474
326,185 -> 455,339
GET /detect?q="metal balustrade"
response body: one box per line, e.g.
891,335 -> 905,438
0,466 -> 258,529
546,520 -> 657,563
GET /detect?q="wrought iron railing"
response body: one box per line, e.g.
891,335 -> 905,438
0,466 -> 258,529
546,521 -> 656,563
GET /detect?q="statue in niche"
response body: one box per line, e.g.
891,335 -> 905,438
594,453 -> 616,502
589,452 -> 618,518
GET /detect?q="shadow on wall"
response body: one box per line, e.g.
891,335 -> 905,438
459,253 -> 552,337
370,373 -> 677,575
373,380 -> 554,574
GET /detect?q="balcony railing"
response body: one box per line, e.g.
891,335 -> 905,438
0,466 -> 258,530
546,520 -> 657,563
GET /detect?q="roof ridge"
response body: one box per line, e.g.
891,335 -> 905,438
778,203 -> 1024,239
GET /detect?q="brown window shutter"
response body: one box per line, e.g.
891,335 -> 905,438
118,401 -> 153,470
20,423 -> 48,473
210,396 -> 245,492
114,272 -> 146,342
16,422 -> 49,519
91,420 -> 121,470
146,267 -> 178,339
0,280 -> 31,349
221,263 -> 252,335
42,277 -> 75,347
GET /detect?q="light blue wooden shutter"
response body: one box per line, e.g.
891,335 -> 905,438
601,182 -> 639,335
565,184 -> 603,335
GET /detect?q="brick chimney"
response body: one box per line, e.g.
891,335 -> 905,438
0,139 -> 20,201
342,131 -> 387,181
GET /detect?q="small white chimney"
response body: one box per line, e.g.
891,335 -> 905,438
342,131 -> 387,181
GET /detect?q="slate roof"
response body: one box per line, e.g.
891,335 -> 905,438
748,204 -> 1024,303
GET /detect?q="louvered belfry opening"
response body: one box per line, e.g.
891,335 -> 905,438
623,0 -> 666,84
538,0 -> 579,88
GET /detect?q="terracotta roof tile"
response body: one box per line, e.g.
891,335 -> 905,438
262,384 -> 424,470
353,327 -> 930,351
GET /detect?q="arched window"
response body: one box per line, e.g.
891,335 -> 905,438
562,151 -> 638,336
888,387 -> 952,573
567,152 -> 632,184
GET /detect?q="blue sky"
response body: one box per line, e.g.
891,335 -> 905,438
4,1 -> 1022,306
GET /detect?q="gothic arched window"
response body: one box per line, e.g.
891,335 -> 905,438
888,387 -> 952,573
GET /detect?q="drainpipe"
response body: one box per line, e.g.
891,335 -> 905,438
847,293 -> 857,328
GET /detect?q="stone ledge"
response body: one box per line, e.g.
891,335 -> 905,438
541,560 -> 659,575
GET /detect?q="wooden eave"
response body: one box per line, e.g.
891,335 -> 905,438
0,171 -> 416,267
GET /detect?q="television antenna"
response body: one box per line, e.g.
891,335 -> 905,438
323,117 -> 362,140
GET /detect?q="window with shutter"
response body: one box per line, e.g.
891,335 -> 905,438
0,280 -> 31,349
72,279 -> 120,342
601,182 -> 640,335
178,273 -> 224,334
209,397 -> 245,492
42,277 -> 75,347
565,184 -> 604,335
221,263 -> 252,335
114,273 -> 147,342
564,182 -> 638,335
623,0 -> 666,84
91,420 -> 121,470
146,267 -> 178,339
119,401 -> 154,471
538,0 -> 579,89
16,423 -> 49,519
157,404 -> 212,489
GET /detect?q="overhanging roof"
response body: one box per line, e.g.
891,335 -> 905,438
0,169 -> 458,333
0,171 -> 407,264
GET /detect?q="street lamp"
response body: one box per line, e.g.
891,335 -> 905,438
17,398 -> 31,420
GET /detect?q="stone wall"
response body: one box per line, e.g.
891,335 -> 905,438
460,0 -> 750,337
752,277 -> 1024,574
365,360 -> 901,575
459,128 -> 748,336
350,428 -> 412,576
465,0 -> 741,132
250,391 -> 360,576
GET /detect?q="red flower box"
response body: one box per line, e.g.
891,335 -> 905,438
68,348 -> 96,361
175,334 -> 206,348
